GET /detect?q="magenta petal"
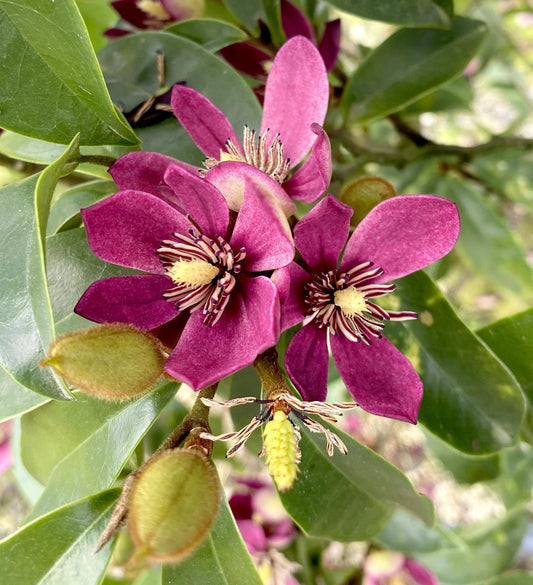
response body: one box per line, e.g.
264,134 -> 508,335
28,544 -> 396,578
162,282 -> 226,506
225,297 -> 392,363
281,0 -> 316,42
206,161 -> 296,216
220,42 -> 272,79
341,195 -> 460,281
165,276 -> 279,389
331,335 -> 423,423
318,19 -> 341,71
272,263 -> 309,331
404,559 -> 439,585
283,124 -> 332,203
111,0 -> 153,28
0,438 -> 12,475
82,190 -> 193,273
236,520 -> 267,554
163,165 -> 229,237
161,0 -> 197,19
261,37 -> 329,167
294,194 -> 352,272
171,85 -> 242,159
75,275 -> 178,329
230,177 -> 294,272
285,324 -> 329,401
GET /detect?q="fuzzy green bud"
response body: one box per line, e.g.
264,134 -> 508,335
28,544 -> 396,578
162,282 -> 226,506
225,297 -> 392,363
340,177 -> 396,226
263,410 -> 300,492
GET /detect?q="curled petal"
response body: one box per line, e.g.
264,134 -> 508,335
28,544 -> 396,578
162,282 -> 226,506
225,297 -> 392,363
271,262 -> 309,331
331,335 -> 423,423
261,36 -> 329,167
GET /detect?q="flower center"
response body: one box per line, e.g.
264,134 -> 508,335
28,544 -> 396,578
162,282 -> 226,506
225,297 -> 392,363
137,0 -> 171,20
303,262 -> 417,345
201,126 -> 291,183
157,230 -> 246,327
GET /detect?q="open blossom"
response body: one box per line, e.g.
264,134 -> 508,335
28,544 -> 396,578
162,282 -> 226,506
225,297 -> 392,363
108,36 -> 331,216
75,164 -> 294,390
274,194 -> 460,423
363,551 -> 439,585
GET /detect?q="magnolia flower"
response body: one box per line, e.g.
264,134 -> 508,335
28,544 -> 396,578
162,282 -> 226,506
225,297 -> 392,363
109,36 -> 331,214
363,551 -> 439,585
75,165 -> 294,390
274,194 -> 460,423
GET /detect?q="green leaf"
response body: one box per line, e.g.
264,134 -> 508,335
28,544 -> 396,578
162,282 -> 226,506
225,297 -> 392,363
262,0 -> 285,47
279,422 -> 434,541
22,381 -> 177,522
0,0 -> 138,146
440,178 -> 533,302
493,444 -> 533,509
477,309 -> 533,405
76,0 -> 117,52
162,490 -> 263,585
479,573 -> 533,585
325,0 -> 452,27
401,76 -> 474,114
394,271 -> 525,454
0,366 -> 48,423
98,31 -> 261,161
0,137 -> 81,401
0,489 -> 119,585
221,0 -> 265,35
165,18 -> 247,52
342,17 -> 487,122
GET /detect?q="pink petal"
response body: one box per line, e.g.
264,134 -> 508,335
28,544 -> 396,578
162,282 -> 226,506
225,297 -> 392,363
206,161 -> 296,216
161,0 -> 200,19
163,165 -> 229,237
261,37 -> 329,167
236,520 -> 267,554
171,85 -> 242,159
0,437 -> 12,475
74,275 -> 178,329
271,263 -> 309,331
318,19 -> 341,71
340,195 -> 460,282
285,324 -> 329,401
165,276 -> 279,389
283,124 -> 332,202
82,190 -> 193,273
404,559 -> 440,585
109,152 -> 198,203
281,0 -> 316,42
330,335 -> 423,423
230,177 -> 294,272
294,194 -> 352,272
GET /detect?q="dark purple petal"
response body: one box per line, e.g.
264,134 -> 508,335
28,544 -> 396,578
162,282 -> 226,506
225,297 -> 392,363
230,177 -> 294,273
285,324 -> 328,401
281,0 -> 316,42
261,36 -> 329,167
271,263 -> 309,331
318,19 -> 341,71
331,335 -> 423,423
75,275 -> 178,329
404,559 -> 440,585
111,0 -> 154,28
165,276 -> 279,389
163,165 -> 229,237
104,27 -> 132,39
340,195 -> 460,282
82,190 -> 193,273
294,194 -> 352,272
229,493 -> 254,520
171,85 -> 242,159
283,124 -> 332,203
219,42 -> 272,79
206,161 -> 296,216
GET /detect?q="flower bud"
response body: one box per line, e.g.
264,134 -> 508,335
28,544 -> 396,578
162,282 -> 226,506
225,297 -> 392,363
128,449 -> 220,563
41,323 -> 166,401
340,177 -> 396,225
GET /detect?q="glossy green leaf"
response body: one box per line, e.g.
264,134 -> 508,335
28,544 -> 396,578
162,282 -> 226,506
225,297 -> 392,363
279,422 -> 434,541
0,489 -> 119,585
493,444 -> 533,509
0,366 -> 48,423
0,138 -> 81,401
401,76 -> 474,114
162,490 -> 263,585
23,381 -> 177,522
0,0 -> 138,146
262,0 -> 285,47
98,31 -> 261,161
221,0 -> 264,35
76,0 -> 117,52
477,309 -> 533,405
165,18 -> 247,52
394,271 -> 525,454
342,17 -> 487,122
440,178 -> 533,301
325,0 -> 452,27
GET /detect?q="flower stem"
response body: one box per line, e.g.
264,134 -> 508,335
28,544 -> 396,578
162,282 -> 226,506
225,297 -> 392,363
253,347 -> 291,400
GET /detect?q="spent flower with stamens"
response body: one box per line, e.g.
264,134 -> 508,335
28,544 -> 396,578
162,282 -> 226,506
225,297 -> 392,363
274,194 -> 460,423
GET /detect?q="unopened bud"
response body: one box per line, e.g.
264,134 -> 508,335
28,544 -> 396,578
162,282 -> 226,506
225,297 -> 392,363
340,177 -> 396,225
41,323 -> 166,401
128,449 -> 220,563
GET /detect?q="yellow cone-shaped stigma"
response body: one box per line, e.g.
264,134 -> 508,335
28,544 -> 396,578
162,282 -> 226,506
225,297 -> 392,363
334,286 -> 367,316
262,410 -> 300,492
137,0 -> 171,19
168,259 -> 219,287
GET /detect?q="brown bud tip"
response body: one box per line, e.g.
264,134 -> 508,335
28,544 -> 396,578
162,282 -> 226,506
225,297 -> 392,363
128,449 -> 220,564
340,177 -> 396,226
41,323 -> 166,401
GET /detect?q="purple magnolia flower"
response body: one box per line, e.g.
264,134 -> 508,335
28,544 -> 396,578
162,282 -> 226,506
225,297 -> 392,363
0,422 -> 12,475
75,165 -> 294,390
274,194 -> 460,423
363,551 -> 439,585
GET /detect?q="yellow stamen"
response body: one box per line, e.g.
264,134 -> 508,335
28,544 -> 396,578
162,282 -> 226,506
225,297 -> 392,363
262,411 -> 300,492
334,286 -> 367,316
168,259 -> 218,287
137,0 -> 170,20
